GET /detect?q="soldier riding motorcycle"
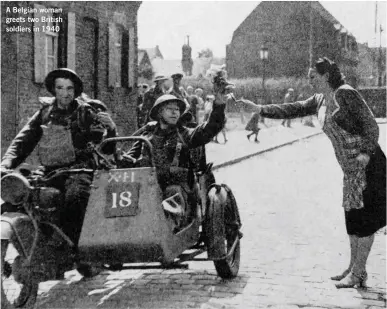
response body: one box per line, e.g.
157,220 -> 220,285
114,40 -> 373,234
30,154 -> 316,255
1,68 -> 117,308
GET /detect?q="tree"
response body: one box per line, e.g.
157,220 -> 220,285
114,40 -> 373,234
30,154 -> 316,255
198,48 -> 213,58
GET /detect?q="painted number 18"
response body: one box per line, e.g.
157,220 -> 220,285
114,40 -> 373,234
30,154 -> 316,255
111,191 -> 132,208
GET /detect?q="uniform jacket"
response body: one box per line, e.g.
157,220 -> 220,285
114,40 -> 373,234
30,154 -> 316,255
259,84 -> 379,155
126,100 -> 225,187
1,97 -> 117,170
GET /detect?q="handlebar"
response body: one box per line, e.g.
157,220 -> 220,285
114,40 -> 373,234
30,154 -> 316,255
31,168 -> 94,186
98,136 -> 155,167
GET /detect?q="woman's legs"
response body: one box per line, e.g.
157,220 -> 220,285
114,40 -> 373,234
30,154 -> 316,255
335,233 -> 375,288
352,234 -> 374,274
331,234 -> 358,280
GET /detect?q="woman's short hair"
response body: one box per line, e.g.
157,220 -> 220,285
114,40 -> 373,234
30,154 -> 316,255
314,57 -> 345,90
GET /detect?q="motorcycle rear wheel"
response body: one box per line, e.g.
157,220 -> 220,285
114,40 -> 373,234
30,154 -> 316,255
1,240 -> 39,309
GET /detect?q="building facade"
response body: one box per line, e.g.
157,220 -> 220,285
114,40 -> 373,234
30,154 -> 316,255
357,43 -> 386,87
1,1 -> 141,156
226,1 -> 359,86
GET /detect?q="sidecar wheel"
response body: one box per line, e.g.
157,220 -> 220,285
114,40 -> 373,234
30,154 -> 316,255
1,240 -> 39,309
205,185 -> 241,279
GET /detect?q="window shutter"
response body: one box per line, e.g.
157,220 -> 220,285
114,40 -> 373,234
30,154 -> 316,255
34,3 -> 46,83
67,12 -> 76,70
108,22 -> 118,87
128,26 -> 136,88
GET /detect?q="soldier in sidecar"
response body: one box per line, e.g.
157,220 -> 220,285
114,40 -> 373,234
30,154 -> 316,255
77,76 -> 242,278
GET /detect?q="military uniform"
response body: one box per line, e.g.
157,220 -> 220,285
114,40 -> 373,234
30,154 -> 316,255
126,99 -> 225,190
1,97 -> 117,244
142,86 -> 166,122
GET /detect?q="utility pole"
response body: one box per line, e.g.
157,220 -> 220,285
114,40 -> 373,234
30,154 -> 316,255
373,2 -> 378,86
378,25 -> 384,87
309,1 -> 313,67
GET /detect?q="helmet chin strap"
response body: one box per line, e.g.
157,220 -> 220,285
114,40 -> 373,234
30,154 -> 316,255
159,117 -> 178,129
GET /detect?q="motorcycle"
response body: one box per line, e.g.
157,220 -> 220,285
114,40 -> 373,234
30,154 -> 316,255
1,136 -> 242,309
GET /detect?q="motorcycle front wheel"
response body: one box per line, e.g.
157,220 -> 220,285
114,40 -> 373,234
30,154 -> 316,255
1,240 -> 39,309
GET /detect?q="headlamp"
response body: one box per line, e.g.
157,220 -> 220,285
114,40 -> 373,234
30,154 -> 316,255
1,173 -> 31,205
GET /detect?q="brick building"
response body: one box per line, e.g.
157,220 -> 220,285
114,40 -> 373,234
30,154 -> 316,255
1,1 -> 141,157
357,43 -> 386,87
226,1 -> 359,86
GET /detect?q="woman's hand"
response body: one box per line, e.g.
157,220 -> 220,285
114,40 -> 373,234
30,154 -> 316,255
237,98 -> 262,113
356,153 -> 370,168
97,112 -> 116,130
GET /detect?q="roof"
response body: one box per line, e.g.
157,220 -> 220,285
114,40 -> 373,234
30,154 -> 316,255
142,46 -> 164,60
138,50 -> 146,65
232,1 -> 355,41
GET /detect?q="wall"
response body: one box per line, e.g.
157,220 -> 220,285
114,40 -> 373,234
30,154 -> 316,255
1,1 -> 140,157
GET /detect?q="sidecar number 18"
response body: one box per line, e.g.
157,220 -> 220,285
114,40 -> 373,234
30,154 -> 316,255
104,182 -> 140,218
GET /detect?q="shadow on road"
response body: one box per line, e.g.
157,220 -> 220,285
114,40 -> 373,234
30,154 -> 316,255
35,267 -> 249,309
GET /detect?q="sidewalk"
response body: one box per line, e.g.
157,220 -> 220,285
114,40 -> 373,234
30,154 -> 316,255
206,118 -> 386,171
207,121 -> 322,171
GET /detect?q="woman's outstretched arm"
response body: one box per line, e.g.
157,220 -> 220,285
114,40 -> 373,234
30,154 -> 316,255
237,94 -> 322,119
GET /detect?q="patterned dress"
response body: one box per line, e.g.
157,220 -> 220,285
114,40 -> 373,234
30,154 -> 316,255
318,93 -> 367,212
260,86 -> 386,237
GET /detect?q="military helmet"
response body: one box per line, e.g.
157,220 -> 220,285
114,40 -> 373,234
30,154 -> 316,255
149,94 -> 186,120
44,68 -> 83,98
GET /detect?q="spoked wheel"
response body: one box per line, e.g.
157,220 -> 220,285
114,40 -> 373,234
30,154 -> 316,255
1,240 -> 39,309
205,184 -> 241,279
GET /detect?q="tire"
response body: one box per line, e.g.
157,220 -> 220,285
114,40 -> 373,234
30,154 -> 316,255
1,240 -> 39,309
206,184 -> 241,279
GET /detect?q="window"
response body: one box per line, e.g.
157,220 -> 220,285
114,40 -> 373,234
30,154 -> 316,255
109,23 -> 129,87
45,15 -> 59,73
34,4 -> 64,83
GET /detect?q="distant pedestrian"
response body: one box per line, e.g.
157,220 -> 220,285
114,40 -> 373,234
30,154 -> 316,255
195,88 -> 204,110
168,73 -> 188,104
137,83 -> 149,128
214,83 -> 233,144
184,86 -> 200,123
281,88 -> 295,127
203,94 -> 214,122
186,85 -> 194,96
142,75 -> 169,122
245,112 -> 261,143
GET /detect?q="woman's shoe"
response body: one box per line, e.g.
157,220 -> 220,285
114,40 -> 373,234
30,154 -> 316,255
247,135 -> 251,141
335,271 -> 368,289
331,269 -> 351,281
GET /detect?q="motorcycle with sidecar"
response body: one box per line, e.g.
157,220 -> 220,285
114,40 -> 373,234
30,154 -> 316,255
1,136 -> 242,309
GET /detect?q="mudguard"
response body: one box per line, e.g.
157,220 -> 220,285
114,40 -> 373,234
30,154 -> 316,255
205,184 -> 228,259
1,212 -> 35,246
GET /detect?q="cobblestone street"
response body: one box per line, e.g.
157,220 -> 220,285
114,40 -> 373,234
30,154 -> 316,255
32,124 -> 386,309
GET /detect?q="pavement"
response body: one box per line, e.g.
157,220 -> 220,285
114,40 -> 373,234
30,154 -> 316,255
205,117 -> 386,170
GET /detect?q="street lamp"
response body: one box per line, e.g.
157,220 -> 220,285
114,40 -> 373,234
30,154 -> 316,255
260,45 -> 269,102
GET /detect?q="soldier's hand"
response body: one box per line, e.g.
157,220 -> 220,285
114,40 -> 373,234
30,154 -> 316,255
97,112 -> 116,130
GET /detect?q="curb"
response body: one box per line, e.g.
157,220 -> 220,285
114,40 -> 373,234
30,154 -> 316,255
213,131 -> 323,171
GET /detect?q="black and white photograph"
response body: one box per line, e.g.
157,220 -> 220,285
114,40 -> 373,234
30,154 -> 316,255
0,1 -> 386,308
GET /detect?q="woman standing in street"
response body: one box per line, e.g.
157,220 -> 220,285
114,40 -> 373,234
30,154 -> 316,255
238,57 -> 386,289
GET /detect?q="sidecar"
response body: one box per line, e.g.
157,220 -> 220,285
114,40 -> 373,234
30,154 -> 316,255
77,136 -> 242,278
